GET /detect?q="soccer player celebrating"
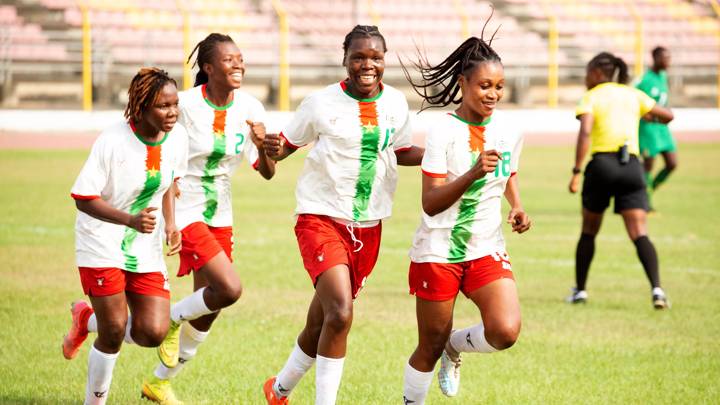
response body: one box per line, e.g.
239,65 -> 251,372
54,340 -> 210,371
400,31 -> 531,403
62,67 -> 187,405
567,52 -> 674,309
141,33 -> 275,404
261,25 -> 423,405
636,46 -> 677,208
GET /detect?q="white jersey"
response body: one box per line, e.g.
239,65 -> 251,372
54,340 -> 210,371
71,121 -> 189,273
409,112 -> 523,263
174,85 -> 265,229
281,81 -> 412,222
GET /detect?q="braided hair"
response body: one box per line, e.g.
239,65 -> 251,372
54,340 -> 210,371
401,11 -> 501,111
587,52 -> 629,85
124,67 -> 176,123
187,33 -> 235,86
342,25 -> 387,63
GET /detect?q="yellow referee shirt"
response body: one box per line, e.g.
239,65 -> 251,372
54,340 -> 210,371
575,82 -> 656,155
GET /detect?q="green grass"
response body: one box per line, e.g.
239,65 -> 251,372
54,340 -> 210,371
0,144 -> 718,404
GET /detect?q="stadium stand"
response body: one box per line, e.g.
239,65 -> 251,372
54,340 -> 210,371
0,0 -> 717,109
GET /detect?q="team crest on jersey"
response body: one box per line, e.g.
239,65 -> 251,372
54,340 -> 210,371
97,277 -> 104,286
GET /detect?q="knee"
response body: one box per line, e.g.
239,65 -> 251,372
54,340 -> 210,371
666,161 -> 677,172
420,332 -> 449,362
323,304 -> 353,334
99,319 -> 127,349
216,279 -> 243,307
485,321 -> 521,350
131,322 -> 168,348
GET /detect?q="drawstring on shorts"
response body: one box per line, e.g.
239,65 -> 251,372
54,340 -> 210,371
345,222 -> 364,253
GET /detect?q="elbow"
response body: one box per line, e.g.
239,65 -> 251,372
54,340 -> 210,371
422,202 -> 440,217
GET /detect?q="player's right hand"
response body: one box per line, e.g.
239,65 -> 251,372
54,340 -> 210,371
129,207 -> 157,233
568,174 -> 581,193
263,133 -> 283,157
470,149 -> 502,179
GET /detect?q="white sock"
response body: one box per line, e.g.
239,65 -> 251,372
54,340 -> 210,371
84,345 -> 119,405
155,322 -> 209,380
274,341 -> 316,398
449,324 -> 499,354
170,287 -> 214,323
123,315 -> 134,345
403,362 -> 434,405
87,313 -> 97,334
315,355 -> 344,405
652,287 -> 665,297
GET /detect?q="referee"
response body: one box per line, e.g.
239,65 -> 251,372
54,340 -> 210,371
567,52 -> 674,309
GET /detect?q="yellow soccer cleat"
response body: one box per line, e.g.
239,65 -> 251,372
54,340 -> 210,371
157,320 -> 181,368
141,376 -> 183,405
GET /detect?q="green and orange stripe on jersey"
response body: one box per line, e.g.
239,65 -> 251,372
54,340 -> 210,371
447,113 -> 491,263
200,84 -> 232,223
121,121 -> 168,271
341,80 -> 383,221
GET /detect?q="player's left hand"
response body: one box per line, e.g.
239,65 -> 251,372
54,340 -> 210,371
165,227 -> 182,256
507,208 -> 531,233
247,120 -> 266,148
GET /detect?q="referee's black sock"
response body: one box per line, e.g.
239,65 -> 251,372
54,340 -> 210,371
575,233 -> 595,291
633,235 -> 661,288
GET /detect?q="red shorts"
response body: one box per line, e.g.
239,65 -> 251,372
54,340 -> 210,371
78,267 -> 170,299
409,252 -> 514,301
294,214 -> 382,299
178,222 -> 233,277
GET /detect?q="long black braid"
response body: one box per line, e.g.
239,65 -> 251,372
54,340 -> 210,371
342,25 -> 387,63
401,10 -> 501,111
588,51 -> 629,84
187,33 -> 235,86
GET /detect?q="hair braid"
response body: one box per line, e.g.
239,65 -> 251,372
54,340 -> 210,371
124,67 -> 176,123
401,9 -> 501,111
342,25 -> 387,63
588,51 -> 629,84
187,33 -> 235,87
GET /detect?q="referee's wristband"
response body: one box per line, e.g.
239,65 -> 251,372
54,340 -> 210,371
572,167 -> 581,174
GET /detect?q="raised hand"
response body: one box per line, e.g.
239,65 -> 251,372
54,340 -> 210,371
469,149 -> 502,180
247,120 -> 267,149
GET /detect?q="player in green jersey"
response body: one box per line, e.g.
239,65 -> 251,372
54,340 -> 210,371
636,47 -> 677,208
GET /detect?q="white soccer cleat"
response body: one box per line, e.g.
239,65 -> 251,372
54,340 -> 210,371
565,288 -> 588,304
438,350 -> 461,397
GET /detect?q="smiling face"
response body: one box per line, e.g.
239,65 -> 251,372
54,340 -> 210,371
204,41 -> 245,90
343,36 -> 386,99
143,82 -> 179,133
458,61 -> 504,121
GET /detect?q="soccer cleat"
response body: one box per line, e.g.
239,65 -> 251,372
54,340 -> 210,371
652,288 -> 670,310
157,320 -> 181,368
62,300 -> 94,360
141,376 -> 184,405
438,350 -> 461,397
263,376 -> 289,405
565,288 -> 588,304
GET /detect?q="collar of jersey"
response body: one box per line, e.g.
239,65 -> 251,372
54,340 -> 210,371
340,80 -> 383,102
449,113 -> 491,127
129,120 -> 169,146
202,84 -> 234,110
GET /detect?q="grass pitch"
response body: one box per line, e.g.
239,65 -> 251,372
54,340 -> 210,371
0,143 -> 718,404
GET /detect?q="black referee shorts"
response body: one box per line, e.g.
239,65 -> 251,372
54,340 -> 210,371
581,153 -> 649,214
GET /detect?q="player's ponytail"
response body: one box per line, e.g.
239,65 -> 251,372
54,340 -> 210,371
401,8 -> 501,111
588,52 -> 629,85
187,33 -> 235,87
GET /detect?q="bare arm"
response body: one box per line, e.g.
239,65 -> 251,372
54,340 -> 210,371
422,150 -> 501,216
162,182 -> 181,255
643,105 -> 674,124
75,199 -> 156,233
395,146 -> 424,166
569,113 -> 593,193
504,174 -> 531,233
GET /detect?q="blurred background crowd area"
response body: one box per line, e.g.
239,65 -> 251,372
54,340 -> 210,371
1,0 -> 718,110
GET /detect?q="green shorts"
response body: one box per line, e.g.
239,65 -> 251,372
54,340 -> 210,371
639,121 -> 676,158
